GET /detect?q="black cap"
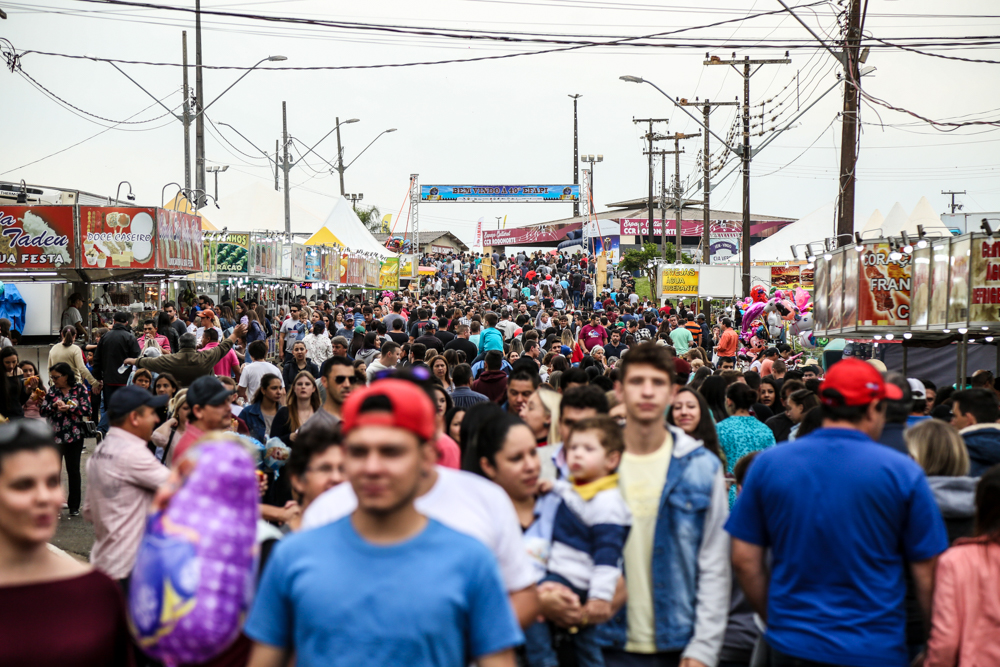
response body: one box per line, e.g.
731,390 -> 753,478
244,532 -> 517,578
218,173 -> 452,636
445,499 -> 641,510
187,375 -> 233,407
107,385 -> 170,420
113,311 -> 131,323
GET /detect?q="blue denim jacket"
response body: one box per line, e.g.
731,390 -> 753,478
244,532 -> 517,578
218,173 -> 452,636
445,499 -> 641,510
240,402 -> 267,444
595,426 -> 731,666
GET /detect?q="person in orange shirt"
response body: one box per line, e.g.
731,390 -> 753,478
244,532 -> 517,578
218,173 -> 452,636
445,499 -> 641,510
760,348 -> 779,377
715,317 -> 739,365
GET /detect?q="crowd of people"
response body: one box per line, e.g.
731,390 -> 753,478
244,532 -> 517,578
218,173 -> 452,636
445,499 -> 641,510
1,247 -> 999,667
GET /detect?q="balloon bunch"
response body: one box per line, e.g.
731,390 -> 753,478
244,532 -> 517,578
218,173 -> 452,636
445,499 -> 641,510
383,236 -> 413,254
738,286 -> 815,353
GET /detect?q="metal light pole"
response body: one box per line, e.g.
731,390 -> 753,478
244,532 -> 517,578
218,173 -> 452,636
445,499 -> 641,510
334,127 -> 396,195
206,165 -> 228,201
569,94 -> 582,218
580,155 -> 603,215
282,101 -> 291,235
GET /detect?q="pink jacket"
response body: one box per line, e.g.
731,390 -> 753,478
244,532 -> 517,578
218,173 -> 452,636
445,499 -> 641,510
925,538 -> 1000,667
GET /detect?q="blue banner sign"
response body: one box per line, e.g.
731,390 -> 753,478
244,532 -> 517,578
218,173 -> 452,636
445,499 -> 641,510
421,185 -> 579,203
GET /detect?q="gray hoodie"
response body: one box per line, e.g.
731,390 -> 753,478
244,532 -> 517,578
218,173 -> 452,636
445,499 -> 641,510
927,476 -> 978,543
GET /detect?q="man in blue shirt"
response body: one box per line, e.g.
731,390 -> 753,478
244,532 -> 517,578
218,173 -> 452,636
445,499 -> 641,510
726,358 -> 948,667
245,379 -> 522,667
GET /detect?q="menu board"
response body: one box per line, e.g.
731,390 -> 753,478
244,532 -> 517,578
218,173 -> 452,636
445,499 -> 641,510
771,265 -> 800,290
0,206 -> 75,269
800,265 -> 815,291
80,207 -> 156,270
826,252 -> 844,332
813,257 -> 828,334
347,255 -> 364,285
842,251 -> 859,332
947,236 -> 971,327
155,209 -> 202,272
970,236 -> 1000,326
290,244 -> 306,282
909,245 -> 932,328
659,267 -> 699,296
928,239 -> 951,328
217,233 -> 249,274
858,243 -> 911,328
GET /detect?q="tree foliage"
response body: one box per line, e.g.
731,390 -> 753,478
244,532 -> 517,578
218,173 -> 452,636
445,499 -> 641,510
619,242 -> 693,290
354,204 -> 385,233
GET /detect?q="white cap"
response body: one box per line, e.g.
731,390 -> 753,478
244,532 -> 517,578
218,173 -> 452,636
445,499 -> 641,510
907,378 -> 926,399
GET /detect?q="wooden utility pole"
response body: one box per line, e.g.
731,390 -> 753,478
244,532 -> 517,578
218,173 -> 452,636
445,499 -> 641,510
570,94 -> 582,219
644,149 -> 680,260
705,54 -> 790,296
633,118 -> 669,247
182,31 -> 191,195
671,132 -> 701,263
837,0 -> 862,246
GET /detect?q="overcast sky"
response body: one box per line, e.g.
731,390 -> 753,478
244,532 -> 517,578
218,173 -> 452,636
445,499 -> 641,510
3,0 -> 999,244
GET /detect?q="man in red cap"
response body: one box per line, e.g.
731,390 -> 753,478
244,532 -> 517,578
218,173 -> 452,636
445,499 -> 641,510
245,379 -> 523,667
725,358 -> 948,667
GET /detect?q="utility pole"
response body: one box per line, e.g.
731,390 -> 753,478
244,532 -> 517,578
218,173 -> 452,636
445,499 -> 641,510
194,0 -> 205,209
335,116 -> 346,196
274,140 -> 279,191
633,118 -> 669,248
182,31 -> 191,196
942,190 -> 966,214
282,101 -> 291,235
672,132 -> 701,263
706,54 -> 790,296
570,94 -> 582,218
645,148 -> 680,260
837,0 -> 862,247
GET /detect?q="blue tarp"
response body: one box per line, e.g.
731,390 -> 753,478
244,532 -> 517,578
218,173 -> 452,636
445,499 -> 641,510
0,283 -> 26,333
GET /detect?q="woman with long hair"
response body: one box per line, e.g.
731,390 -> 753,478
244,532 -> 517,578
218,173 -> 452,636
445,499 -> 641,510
156,311 -> 180,357
39,362 -> 91,516
759,376 -> 782,412
924,464 -> 1000,666
668,387 -> 725,467
0,421 -> 132,664
272,371 -> 320,446
698,375 -> 730,424
240,374 -> 285,444
786,389 -> 820,441
218,303 -> 236,332
430,355 -> 453,393
150,389 -> 190,466
717,383 -> 776,507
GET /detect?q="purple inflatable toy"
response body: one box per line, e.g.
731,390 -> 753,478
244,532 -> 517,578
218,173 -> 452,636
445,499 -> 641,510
128,437 -> 259,665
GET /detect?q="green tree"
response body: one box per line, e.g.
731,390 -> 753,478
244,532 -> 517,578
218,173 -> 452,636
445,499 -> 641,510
354,204 -> 385,234
619,242 -> 692,289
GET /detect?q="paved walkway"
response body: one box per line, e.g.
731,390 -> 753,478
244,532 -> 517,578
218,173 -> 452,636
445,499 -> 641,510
51,437 -> 97,561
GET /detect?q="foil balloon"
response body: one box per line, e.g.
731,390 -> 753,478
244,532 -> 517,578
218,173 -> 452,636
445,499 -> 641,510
128,438 -> 259,666
767,311 -> 784,338
780,300 -> 797,321
750,285 -> 768,303
790,313 -> 813,336
799,331 -> 817,349
793,287 -> 811,312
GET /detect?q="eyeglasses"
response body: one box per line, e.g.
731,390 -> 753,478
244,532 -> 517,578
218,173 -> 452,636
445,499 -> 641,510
0,419 -> 55,446
49,374 -> 63,381
334,375 -> 361,385
305,464 -> 341,476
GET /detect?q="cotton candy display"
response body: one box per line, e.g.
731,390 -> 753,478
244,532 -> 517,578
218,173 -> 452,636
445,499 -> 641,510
128,437 -> 259,666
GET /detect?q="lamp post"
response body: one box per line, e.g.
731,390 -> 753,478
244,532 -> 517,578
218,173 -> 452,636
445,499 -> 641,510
113,181 -> 136,206
335,127 -> 397,195
206,165 -> 229,201
347,193 -> 364,211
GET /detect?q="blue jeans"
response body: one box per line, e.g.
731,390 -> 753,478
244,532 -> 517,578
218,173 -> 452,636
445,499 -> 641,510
572,291 -> 582,308
601,650 -> 681,667
525,574 -> 604,667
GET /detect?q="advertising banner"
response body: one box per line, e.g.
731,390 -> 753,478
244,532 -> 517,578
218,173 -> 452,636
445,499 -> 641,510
217,233 -> 249,274
910,245 -> 932,328
0,205 -> 75,269
928,239 -> 951,328
291,244 -> 306,282
189,236 -> 218,282
347,255 -> 364,285
593,234 -> 620,265
304,247 -> 321,281
620,219 -> 789,238
659,266 -> 699,296
858,243 -> 911,328
947,236 -> 972,327
80,207 -> 156,270
971,236 -> 1000,326
813,257 -> 829,334
842,251 -> 859,331
156,209 -> 202,272
800,264 -> 815,291
710,239 -> 739,264
482,222 -> 581,247
380,257 -> 400,291
422,185 -> 579,203
826,252 -> 844,332
366,257 -> 380,288
400,254 -> 416,280
250,236 -> 280,278
770,266 -> 801,290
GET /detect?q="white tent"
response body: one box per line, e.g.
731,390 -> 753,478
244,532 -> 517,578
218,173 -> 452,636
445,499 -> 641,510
901,196 -> 952,237
198,182 -> 327,234
746,201 -> 836,263
879,202 -> 910,238
307,196 -> 392,258
861,209 -> 884,235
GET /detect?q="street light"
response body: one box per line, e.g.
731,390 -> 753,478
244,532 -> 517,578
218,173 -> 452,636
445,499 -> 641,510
113,181 -> 135,206
206,165 -> 229,201
620,76 -> 737,151
336,128 -> 398,194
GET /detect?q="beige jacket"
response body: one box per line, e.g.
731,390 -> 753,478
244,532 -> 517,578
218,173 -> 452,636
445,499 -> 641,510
47,342 -> 98,386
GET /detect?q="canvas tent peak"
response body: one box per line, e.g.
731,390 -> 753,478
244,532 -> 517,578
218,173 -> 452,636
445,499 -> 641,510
861,209 -> 884,235
746,201 -> 836,263
880,202 -> 910,238
902,196 -> 951,237
310,196 -> 393,258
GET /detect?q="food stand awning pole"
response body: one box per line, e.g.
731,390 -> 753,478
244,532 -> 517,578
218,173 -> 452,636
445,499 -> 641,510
902,344 -> 908,377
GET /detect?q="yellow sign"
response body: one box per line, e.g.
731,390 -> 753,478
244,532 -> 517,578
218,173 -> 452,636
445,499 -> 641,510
380,257 -> 400,291
660,267 -> 699,295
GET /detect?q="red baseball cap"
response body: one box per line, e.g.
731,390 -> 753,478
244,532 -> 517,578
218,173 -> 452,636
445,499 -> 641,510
819,358 -> 903,406
341,379 -> 436,442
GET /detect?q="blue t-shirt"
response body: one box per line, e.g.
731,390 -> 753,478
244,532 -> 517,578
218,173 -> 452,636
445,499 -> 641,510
725,428 -> 948,667
246,517 -> 523,666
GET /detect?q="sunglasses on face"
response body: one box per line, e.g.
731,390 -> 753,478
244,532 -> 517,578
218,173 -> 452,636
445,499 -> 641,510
334,375 -> 360,385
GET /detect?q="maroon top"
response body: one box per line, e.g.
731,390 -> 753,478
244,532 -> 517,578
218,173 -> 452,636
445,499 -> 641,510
0,569 -> 131,667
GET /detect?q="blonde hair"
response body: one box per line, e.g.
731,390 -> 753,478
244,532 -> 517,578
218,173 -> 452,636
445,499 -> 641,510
536,387 -> 563,446
170,389 -> 189,427
906,419 -> 970,477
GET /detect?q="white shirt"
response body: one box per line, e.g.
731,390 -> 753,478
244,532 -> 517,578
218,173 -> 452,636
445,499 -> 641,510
61,306 -> 82,329
302,466 -> 536,593
238,360 -> 284,400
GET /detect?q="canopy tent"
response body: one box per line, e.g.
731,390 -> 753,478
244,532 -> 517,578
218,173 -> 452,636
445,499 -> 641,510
163,191 -> 218,230
197,183 -> 327,234
901,197 -> 952,237
305,196 -> 392,258
860,209 -> 883,235
879,202 -> 910,238
745,201 -> 836,263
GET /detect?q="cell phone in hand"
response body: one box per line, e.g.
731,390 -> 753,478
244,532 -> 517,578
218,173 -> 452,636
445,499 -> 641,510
241,316 -> 249,326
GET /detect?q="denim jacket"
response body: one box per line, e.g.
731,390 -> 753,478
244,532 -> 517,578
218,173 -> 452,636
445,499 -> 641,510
595,425 -> 731,666
240,402 -> 267,444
